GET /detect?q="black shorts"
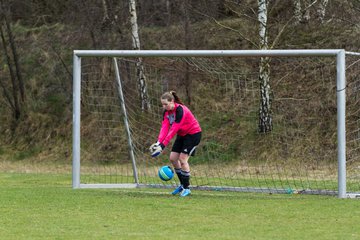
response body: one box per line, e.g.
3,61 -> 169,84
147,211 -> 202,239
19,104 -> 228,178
171,132 -> 202,156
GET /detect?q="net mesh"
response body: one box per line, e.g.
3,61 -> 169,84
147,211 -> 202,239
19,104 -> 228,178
79,54 -> 360,195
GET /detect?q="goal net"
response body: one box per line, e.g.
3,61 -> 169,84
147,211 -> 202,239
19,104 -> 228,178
72,50 -> 360,198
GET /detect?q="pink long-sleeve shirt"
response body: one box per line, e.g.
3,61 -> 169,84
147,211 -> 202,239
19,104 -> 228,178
157,103 -> 201,147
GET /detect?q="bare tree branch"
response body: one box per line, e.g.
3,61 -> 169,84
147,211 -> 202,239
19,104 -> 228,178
190,6 -> 258,48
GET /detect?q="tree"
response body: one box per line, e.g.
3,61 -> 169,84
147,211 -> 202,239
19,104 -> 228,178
317,0 -> 329,23
129,0 -> 150,111
182,0 -> 192,105
258,0 -> 272,133
293,0 -> 302,25
0,0 -> 24,122
292,0 -> 329,25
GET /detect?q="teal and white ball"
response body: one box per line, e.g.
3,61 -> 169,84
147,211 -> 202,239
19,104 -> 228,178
158,166 -> 174,181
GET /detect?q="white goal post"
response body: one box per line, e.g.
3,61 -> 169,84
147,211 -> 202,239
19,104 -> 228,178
72,49 -> 353,198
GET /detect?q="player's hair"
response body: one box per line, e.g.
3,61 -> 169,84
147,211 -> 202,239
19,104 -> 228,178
161,91 -> 184,105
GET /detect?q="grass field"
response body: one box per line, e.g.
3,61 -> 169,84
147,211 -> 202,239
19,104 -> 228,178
0,173 -> 359,240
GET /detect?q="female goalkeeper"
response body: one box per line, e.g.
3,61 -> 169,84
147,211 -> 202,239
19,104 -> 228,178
149,91 -> 202,197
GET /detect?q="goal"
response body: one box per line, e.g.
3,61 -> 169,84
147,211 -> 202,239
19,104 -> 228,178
72,50 -> 360,198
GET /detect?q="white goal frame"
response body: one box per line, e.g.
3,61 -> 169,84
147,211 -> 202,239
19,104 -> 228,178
72,49 -> 348,198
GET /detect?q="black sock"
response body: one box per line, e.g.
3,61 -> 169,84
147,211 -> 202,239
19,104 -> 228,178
181,170 -> 191,189
174,168 -> 183,185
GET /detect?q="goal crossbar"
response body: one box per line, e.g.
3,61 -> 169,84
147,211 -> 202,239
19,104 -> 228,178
74,49 -> 343,57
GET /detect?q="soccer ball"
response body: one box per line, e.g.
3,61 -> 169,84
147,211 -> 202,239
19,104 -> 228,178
158,166 -> 174,181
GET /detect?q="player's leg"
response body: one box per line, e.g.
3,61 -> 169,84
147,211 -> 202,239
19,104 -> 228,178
169,135 -> 185,195
179,132 -> 202,197
178,153 -> 191,193
170,151 -> 184,195
169,151 -> 183,185
169,151 -> 191,196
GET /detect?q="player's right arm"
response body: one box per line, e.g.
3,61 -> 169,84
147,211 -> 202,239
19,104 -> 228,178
149,111 -> 169,157
157,111 -> 170,145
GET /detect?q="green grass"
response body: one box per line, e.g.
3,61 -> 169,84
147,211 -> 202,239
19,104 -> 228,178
0,173 -> 359,240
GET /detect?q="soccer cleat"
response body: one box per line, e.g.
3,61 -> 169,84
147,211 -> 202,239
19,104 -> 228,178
180,188 -> 191,197
171,185 -> 184,195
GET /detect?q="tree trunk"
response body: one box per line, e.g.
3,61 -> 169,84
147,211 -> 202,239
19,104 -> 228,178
303,0 -> 312,23
293,0 -> 328,25
166,0 -> 171,26
317,0 -> 329,23
3,9 -> 25,103
258,0 -> 272,133
80,0 -> 98,48
129,0 -> 150,111
182,0 -> 192,105
0,24 -> 21,120
0,1 -> 22,121
102,0 -> 110,24
293,0 -> 302,25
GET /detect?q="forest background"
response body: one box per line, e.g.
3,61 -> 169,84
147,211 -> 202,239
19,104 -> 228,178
0,0 -> 359,166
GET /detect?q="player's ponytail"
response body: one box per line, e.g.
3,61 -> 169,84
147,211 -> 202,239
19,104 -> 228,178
161,91 -> 184,105
170,91 -> 183,105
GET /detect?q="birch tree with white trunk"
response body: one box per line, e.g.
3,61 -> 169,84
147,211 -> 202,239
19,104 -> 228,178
293,0 -> 329,25
317,0 -> 329,23
258,0 -> 272,133
293,0 -> 302,25
129,0 -> 150,111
